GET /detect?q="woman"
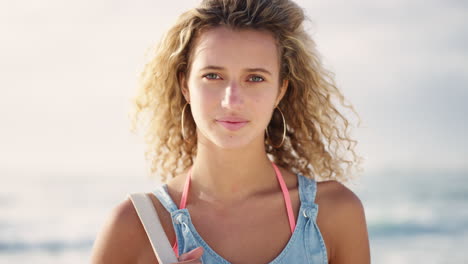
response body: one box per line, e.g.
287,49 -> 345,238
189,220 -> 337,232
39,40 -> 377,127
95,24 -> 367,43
91,0 -> 370,263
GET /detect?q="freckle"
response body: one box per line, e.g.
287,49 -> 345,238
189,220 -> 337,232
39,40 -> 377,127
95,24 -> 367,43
231,185 -> 239,193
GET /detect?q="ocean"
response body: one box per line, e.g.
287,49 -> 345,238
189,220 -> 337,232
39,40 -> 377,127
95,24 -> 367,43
1,167 -> 466,263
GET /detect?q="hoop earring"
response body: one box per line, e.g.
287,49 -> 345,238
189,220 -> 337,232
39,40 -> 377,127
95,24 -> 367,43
266,106 -> 286,148
181,102 -> 190,142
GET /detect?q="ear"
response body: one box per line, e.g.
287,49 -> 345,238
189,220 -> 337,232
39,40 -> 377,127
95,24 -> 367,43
179,72 -> 190,103
275,79 -> 288,107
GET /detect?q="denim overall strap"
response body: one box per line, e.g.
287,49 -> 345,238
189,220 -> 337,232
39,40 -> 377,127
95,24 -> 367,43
153,184 -> 189,257
297,174 -> 328,264
153,184 -> 179,214
298,174 -> 319,221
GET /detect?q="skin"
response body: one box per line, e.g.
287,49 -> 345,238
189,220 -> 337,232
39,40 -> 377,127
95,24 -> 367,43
90,26 -> 371,264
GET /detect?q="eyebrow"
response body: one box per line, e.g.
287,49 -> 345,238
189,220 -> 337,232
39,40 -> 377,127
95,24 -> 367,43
199,65 -> 272,76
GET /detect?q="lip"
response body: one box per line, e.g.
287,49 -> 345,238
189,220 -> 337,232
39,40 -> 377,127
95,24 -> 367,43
217,116 -> 249,122
216,117 -> 249,131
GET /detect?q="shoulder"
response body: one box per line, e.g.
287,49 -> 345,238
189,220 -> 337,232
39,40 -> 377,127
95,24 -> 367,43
316,180 -> 363,208
316,180 -> 371,264
90,197 -> 150,264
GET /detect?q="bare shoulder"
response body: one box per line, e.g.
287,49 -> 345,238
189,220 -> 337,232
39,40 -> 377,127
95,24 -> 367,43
316,180 -> 371,264
90,197 -> 153,264
316,180 -> 363,207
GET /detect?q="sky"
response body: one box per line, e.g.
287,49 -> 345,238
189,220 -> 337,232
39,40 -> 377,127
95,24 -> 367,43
1,0 -> 467,180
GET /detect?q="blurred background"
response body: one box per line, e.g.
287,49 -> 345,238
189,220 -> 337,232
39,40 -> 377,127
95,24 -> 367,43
1,0 -> 467,263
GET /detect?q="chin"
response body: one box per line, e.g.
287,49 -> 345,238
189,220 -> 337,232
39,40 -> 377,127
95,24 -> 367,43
211,136 -> 253,150
196,123 -> 263,150
198,131 -> 254,150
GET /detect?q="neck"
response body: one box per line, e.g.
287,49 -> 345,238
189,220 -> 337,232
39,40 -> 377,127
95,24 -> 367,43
189,138 -> 277,206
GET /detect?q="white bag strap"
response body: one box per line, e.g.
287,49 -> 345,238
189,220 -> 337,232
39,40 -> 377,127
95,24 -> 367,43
127,193 -> 178,264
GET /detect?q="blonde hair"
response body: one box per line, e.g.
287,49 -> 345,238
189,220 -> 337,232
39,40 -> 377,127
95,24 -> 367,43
130,0 -> 365,184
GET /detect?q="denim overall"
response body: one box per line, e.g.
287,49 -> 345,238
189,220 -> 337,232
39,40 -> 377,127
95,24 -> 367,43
153,173 -> 328,263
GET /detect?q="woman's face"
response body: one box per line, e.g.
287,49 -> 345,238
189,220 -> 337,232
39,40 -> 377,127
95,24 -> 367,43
180,26 -> 287,150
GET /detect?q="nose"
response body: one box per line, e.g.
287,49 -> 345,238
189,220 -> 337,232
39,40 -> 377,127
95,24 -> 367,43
221,80 -> 244,110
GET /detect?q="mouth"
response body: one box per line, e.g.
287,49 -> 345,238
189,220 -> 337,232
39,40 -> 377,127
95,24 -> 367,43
215,119 -> 249,131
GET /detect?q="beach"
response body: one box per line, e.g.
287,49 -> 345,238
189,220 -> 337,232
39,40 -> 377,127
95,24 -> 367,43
1,167 -> 466,263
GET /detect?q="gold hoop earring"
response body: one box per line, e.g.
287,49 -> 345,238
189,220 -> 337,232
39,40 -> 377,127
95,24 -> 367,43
181,102 -> 190,142
266,106 -> 286,148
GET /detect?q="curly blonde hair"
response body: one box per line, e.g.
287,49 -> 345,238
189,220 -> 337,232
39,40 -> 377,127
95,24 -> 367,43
130,0 -> 365,184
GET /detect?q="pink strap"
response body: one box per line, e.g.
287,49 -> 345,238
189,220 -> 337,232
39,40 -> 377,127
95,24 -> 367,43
173,242 -> 178,257
271,162 -> 296,233
173,167 -> 192,257
179,166 -> 192,209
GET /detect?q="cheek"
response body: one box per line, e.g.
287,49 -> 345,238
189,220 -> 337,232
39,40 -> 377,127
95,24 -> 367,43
250,93 -> 276,124
191,87 -> 219,112
252,89 -> 277,108
189,86 -> 220,125
189,77 -> 220,101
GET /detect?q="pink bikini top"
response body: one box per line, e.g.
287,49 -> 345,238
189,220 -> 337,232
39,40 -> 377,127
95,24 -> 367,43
172,162 -> 296,257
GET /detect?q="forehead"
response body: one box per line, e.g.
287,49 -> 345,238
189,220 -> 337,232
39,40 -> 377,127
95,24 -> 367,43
190,26 -> 279,72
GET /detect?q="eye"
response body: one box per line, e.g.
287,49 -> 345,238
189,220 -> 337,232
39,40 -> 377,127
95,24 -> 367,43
203,73 -> 221,80
249,75 -> 264,82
